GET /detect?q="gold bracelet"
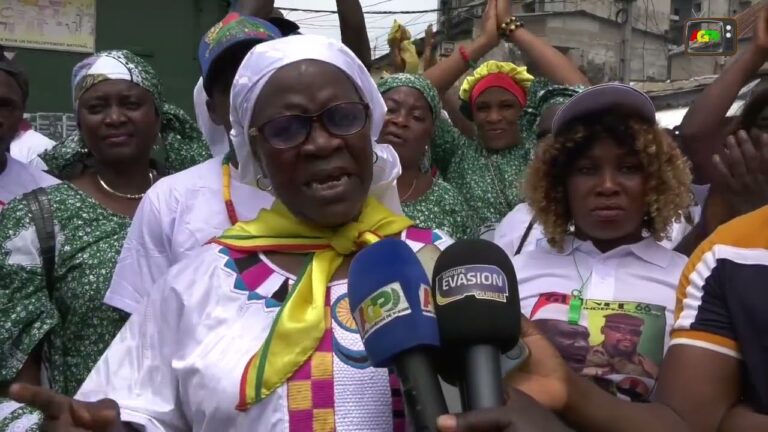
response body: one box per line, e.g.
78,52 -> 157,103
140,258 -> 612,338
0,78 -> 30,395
499,16 -> 524,39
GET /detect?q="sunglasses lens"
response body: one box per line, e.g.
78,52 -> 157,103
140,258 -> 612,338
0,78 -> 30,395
322,103 -> 367,136
261,116 -> 309,148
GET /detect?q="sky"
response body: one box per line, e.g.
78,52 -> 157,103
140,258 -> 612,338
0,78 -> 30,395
275,0 -> 439,60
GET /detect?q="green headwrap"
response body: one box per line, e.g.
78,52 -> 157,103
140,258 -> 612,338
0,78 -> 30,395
519,78 -> 585,150
377,73 -> 443,173
41,50 -> 211,177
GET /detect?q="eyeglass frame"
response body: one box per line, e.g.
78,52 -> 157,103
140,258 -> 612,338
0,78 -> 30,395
248,101 -> 370,149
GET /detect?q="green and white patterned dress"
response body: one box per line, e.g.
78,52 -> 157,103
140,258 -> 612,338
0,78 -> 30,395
430,119 -> 531,229
402,176 -> 475,239
0,183 -> 130,430
432,78 -> 585,230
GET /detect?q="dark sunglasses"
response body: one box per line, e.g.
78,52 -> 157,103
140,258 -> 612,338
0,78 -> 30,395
250,101 -> 369,149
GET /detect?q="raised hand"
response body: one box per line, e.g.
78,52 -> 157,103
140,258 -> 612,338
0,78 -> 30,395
496,0 -> 512,26
479,0 -> 501,48
425,24 -> 435,48
755,7 -> 768,53
10,383 -> 123,432
712,129 -> 768,216
235,0 -> 276,18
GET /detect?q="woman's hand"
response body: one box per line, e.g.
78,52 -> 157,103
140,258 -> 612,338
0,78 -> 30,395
712,130 -> 768,218
754,7 -> 768,55
478,0 -> 501,48
503,317 -> 570,412
437,389 -> 575,432
10,383 -> 123,432
496,0 -> 512,26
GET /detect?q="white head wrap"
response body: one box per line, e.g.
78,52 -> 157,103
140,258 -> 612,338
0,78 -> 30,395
193,77 -> 230,158
229,34 -> 403,214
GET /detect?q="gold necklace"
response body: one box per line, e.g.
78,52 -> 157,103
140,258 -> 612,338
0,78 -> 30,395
96,171 -> 154,200
399,178 -> 418,202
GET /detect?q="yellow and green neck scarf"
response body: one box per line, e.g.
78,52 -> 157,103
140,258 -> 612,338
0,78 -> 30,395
213,197 -> 413,410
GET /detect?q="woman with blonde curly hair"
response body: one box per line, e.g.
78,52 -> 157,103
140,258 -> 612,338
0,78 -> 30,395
512,84 -> 693,403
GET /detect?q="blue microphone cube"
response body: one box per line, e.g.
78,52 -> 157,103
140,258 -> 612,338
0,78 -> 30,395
348,238 -> 441,367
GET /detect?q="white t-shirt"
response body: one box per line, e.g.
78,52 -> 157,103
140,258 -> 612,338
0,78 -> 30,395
0,156 -> 59,209
9,129 -> 55,171
104,156 -> 274,315
514,236 -> 687,402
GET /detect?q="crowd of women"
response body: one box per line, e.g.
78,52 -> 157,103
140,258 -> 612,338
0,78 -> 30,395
0,0 -> 767,430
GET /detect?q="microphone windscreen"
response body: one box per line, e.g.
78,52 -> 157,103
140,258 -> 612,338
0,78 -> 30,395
348,238 -> 439,367
431,239 -> 521,352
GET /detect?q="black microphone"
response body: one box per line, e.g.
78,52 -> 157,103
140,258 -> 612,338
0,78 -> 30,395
348,238 -> 448,431
431,239 -> 521,411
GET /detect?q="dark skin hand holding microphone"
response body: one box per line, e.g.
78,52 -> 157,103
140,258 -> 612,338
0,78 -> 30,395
435,318 -> 576,432
430,239 -> 575,432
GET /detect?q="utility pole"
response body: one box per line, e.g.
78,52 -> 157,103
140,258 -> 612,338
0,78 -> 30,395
620,0 -> 634,83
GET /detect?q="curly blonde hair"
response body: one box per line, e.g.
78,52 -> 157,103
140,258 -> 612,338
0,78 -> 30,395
524,110 -> 693,251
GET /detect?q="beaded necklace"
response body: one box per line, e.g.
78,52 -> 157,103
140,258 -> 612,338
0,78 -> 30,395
222,152 -> 238,224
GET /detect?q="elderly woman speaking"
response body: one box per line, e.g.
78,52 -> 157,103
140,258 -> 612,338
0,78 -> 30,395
9,35 -> 453,431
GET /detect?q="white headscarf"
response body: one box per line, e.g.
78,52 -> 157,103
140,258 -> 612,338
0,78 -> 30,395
193,77 -> 230,157
229,34 -> 403,214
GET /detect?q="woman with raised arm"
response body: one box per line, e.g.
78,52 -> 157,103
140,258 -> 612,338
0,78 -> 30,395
420,0 -> 589,229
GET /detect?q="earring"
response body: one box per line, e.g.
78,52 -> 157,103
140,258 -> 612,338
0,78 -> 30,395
419,146 -> 431,174
256,175 -> 273,192
373,151 -> 379,165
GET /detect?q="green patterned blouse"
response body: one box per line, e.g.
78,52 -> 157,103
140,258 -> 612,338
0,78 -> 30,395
430,119 -> 531,229
0,183 -> 130,430
402,176 -> 475,239
432,78 -> 584,229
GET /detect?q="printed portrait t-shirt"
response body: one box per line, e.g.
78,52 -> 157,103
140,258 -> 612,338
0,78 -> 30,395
513,236 -> 687,401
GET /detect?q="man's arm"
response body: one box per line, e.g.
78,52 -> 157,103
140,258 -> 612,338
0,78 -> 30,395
336,0 -> 372,70
234,0 -> 274,18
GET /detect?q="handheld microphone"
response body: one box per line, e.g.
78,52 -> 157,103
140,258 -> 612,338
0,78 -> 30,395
431,239 -> 521,411
348,238 -> 448,431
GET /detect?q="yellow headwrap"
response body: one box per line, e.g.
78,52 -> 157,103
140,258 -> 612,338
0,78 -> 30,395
214,197 -> 413,410
459,61 -> 535,102
388,20 -> 420,73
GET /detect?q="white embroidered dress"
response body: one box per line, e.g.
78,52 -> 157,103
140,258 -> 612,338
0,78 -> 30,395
77,228 -> 452,432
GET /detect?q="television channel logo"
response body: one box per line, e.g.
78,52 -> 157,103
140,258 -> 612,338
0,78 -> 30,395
684,18 -> 737,56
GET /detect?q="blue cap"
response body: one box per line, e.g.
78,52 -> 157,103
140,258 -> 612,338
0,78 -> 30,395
198,13 -> 282,94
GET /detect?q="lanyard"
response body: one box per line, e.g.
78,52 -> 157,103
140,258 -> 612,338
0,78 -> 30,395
568,276 -> 590,325
569,241 -> 591,325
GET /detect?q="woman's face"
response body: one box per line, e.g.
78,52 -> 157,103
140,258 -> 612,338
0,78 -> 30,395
379,86 -> 434,170
472,87 -> 522,151
566,137 -> 647,249
77,79 -> 159,164
250,60 -> 373,228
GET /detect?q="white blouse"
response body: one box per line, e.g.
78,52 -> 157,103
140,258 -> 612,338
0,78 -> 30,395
104,156 -> 274,315
0,156 -> 58,209
78,228 -> 453,432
